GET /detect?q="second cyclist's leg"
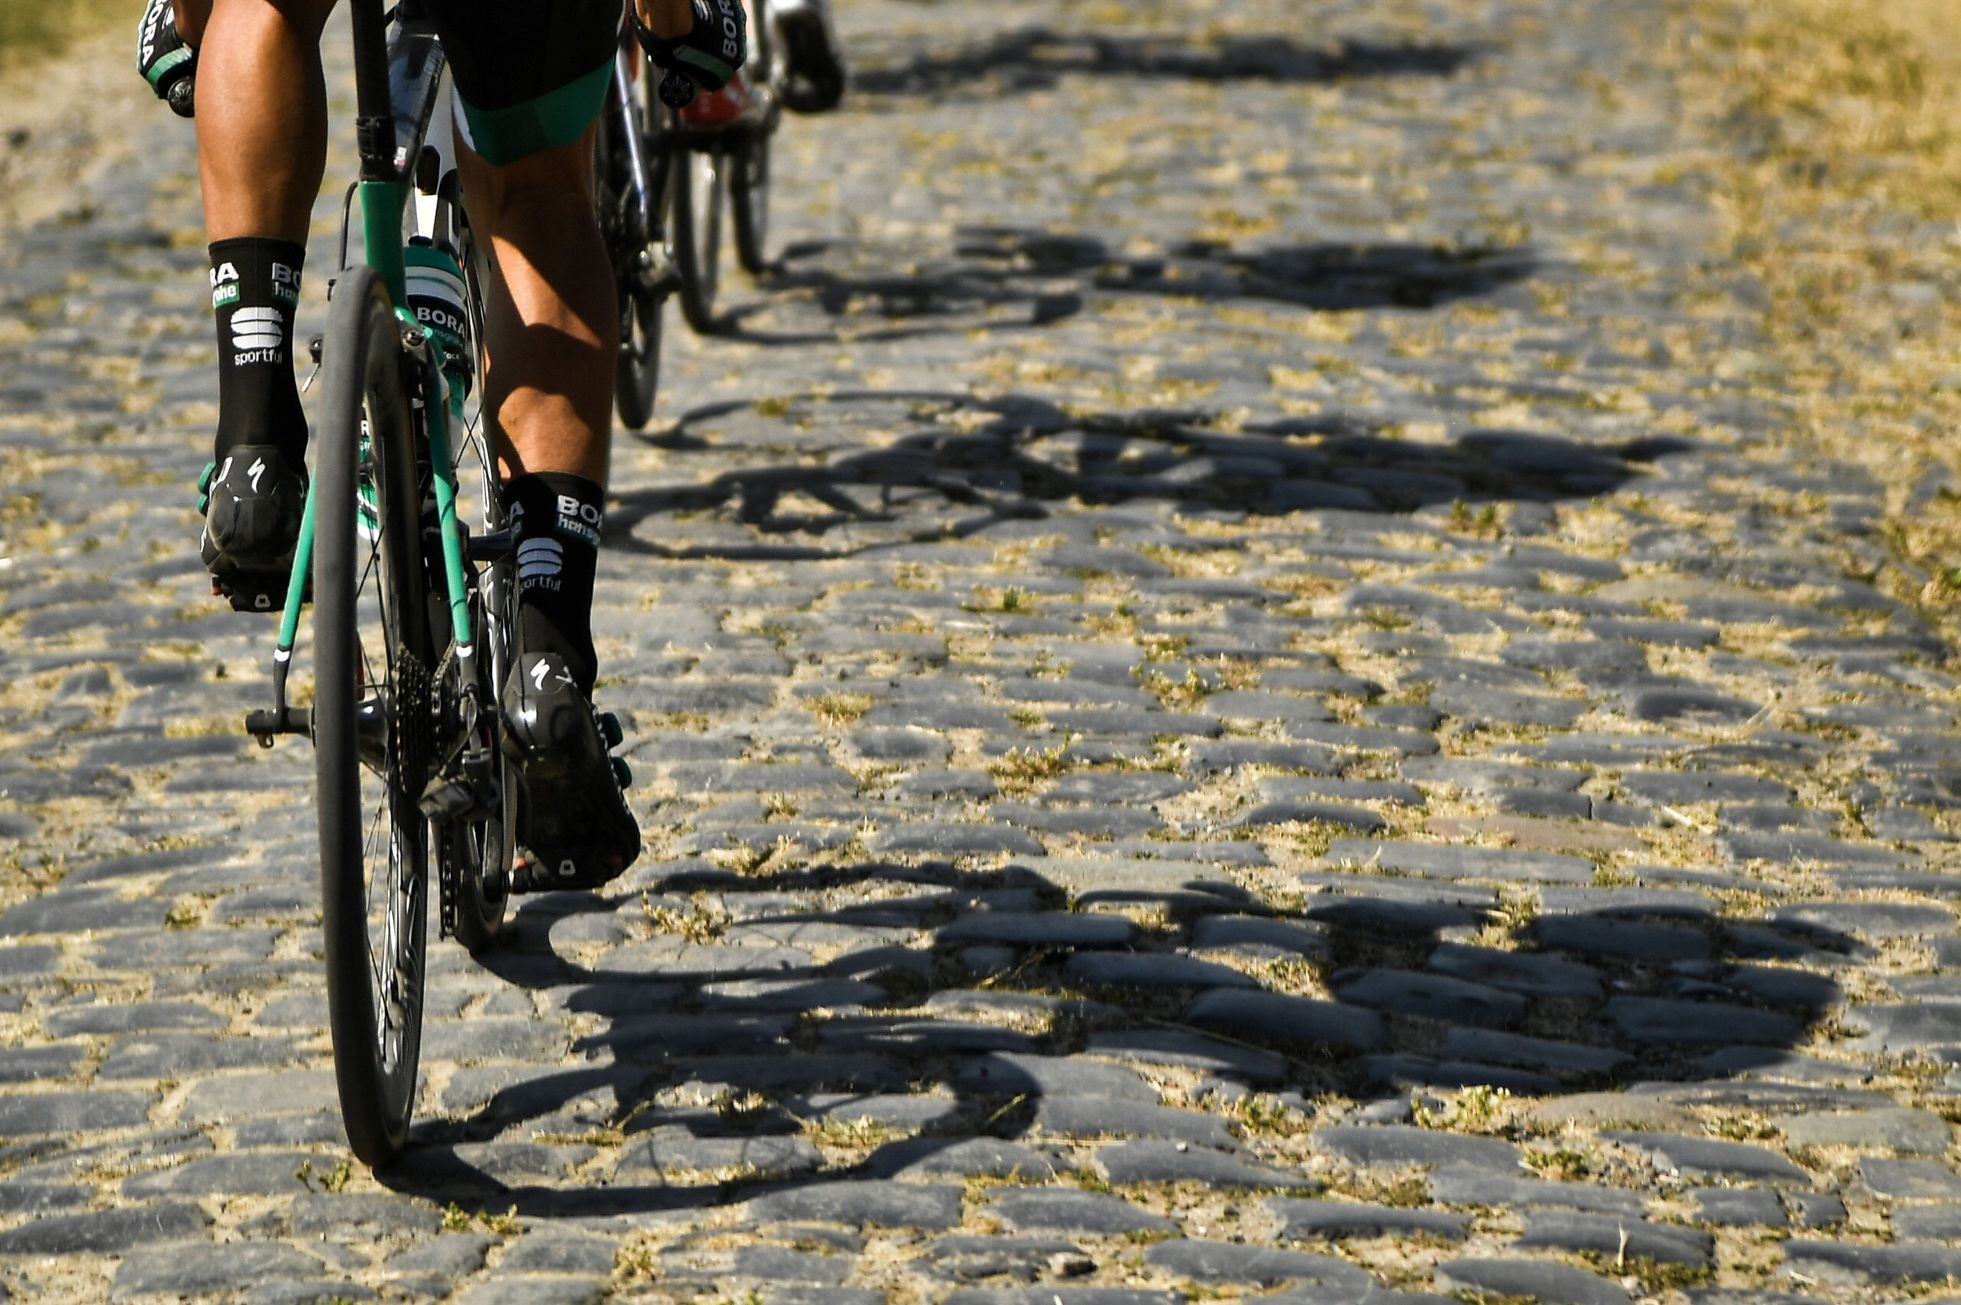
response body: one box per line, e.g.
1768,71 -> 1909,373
771,0 -> 845,113
456,129 -> 641,890
191,0 -> 335,611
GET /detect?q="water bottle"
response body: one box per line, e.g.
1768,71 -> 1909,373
404,239 -> 474,411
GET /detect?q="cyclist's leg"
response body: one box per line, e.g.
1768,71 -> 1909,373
450,68 -> 619,695
772,0 -> 845,114
633,0 -> 703,42
435,0 -> 640,888
457,133 -> 640,888
191,0 -> 331,275
188,0 -> 335,610
434,0 -> 622,685
457,139 -> 616,489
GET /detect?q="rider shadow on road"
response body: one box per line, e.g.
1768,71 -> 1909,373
850,27 -> 1483,99
714,225 -> 1536,341
380,854 -> 1860,1224
607,389 -> 1679,562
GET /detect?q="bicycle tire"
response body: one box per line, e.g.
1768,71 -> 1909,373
729,130 -> 770,277
314,264 -> 433,1167
671,145 -> 723,333
731,0 -> 773,276
603,100 -> 665,430
614,258 -> 664,430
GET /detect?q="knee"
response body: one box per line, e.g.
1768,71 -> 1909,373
466,134 -> 598,232
209,0 -> 337,41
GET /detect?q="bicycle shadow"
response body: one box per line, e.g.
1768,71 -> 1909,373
711,226 -> 1536,341
606,390 -> 1676,563
378,855 -> 1860,1221
850,28 -> 1483,99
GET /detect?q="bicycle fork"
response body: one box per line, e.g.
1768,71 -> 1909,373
612,47 -> 682,299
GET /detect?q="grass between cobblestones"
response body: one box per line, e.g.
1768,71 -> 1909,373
1671,0 -> 1961,622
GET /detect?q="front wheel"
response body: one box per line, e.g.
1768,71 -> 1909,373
614,258 -> 664,431
313,264 -> 433,1168
732,0 -> 774,276
730,130 -> 770,277
600,94 -> 665,430
670,145 -> 723,333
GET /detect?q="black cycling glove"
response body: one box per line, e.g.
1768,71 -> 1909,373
630,0 -> 748,92
137,0 -> 198,118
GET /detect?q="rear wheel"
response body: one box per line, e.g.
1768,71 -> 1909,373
313,265 -> 432,1168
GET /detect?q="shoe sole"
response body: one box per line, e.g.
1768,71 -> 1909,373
511,747 -> 639,892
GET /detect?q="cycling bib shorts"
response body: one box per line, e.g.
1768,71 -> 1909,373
424,0 -> 622,167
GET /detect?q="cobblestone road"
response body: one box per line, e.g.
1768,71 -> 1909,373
4,0 -> 1961,1300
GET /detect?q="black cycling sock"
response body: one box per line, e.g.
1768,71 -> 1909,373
209,237 -> 307,465
508,472 -> 603,693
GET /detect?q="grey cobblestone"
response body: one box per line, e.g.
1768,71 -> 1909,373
0,1203 -> 212,1255
1604,1132 -> 1812,1185
1861,1158 -> 1961,1199
988,1189 -> 1176,1236
1782,1240 -> 1961,1286
1517,1210 -> 1715,1268
1313,1125 -> 1521,1171
1437,1259 -> 1629,1305
111,1242 -> 328,1302
1269,1198 -> 1471,1243
1143,1239 -> 1371,1289
746,1182 -> 964,1230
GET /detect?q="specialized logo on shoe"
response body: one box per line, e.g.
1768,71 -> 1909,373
231,307 -> 285,362
248,457 -> 267,493
517,537 -> 564,588
529,659 -> 575,692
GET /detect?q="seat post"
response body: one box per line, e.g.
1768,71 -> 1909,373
351,0 -> 396,180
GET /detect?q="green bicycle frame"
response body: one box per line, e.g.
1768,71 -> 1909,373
264,0 -> 479,725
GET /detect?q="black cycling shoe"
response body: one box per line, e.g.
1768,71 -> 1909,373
504,651 -> 640,892
773,0 -> 845,113
199,444 -> 306,613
